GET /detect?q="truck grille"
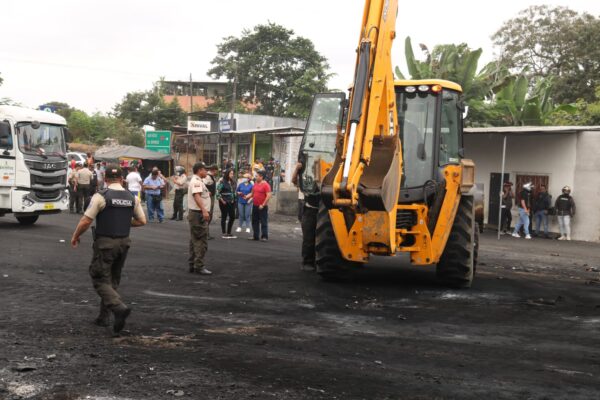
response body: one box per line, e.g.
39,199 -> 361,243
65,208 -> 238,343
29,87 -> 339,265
31,174 -> 66,186
396,209 -> 417,230
34,189 -> 62,200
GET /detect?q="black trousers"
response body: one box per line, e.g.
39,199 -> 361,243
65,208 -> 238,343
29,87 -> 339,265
251,205 -> 269,239
77,184 -> 90,213
172,189 -> 185,219
219,201 -> 236,235
301,205 -> 318,265
501,207 -> 512,232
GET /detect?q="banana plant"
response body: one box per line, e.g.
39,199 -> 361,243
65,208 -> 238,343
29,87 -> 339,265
396,37 -> 510,102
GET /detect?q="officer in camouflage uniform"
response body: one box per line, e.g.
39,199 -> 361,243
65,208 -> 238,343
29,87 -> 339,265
71,164 -> 146,334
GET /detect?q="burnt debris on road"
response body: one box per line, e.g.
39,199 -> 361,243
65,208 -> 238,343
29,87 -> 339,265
1,213 -> 599,400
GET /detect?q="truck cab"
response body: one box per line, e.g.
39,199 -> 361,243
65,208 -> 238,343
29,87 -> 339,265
0,106 -> 70,225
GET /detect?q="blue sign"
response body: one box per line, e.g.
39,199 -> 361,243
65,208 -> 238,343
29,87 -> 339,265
219,119 -> 235,133
38,105 -> 57,113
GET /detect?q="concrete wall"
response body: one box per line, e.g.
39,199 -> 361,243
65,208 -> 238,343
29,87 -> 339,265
573,131 -> 600,242
464,133 -> 578,235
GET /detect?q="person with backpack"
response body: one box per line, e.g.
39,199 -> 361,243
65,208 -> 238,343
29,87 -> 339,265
216,169 -> 237,238
533,184 -> 552,238
555,186 -> 576,241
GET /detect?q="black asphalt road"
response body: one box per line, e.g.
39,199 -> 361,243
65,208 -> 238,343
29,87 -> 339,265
1,212 -> 599,400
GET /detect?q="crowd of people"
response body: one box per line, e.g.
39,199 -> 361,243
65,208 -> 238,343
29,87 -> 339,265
501,181 -> 576,240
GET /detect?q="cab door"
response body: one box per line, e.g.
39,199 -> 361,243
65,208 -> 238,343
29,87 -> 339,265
0,120 -> 16,210
299,93 -> 346,195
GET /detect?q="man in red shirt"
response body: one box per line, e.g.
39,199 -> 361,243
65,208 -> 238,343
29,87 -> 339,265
245,170 -> 272,241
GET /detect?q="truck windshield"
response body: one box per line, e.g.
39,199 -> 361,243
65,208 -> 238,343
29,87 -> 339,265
300,93 -> 344,194
16,123 -> 66,157
397,92 -> 436,188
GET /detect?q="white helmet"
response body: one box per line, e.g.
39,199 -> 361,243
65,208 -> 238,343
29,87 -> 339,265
523,182 -> 533,191
562,185 -> 571,194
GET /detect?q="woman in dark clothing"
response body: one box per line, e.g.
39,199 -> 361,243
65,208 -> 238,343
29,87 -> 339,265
216,169 -> 237,238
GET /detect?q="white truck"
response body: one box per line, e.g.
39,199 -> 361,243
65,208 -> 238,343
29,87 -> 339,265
0,105 -> 70,225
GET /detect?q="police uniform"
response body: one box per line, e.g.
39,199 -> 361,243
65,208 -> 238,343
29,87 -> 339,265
188,173 -> 212,273
301,193 -> 319,269
85,182 -> 145,328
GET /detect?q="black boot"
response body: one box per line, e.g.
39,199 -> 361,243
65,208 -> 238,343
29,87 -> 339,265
112,304 -> 131,333
94,302 -> 111,327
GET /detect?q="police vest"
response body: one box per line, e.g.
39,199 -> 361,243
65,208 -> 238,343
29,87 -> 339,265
95,189 -> 135,238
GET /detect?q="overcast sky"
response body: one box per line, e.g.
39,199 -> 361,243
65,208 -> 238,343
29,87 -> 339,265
1,0 -> 598,114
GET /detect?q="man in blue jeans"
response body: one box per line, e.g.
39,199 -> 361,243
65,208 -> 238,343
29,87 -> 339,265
143,167 -> 165,222
512,182 -> 533,239
533,184 -> 551,238
245,170 -> 272,241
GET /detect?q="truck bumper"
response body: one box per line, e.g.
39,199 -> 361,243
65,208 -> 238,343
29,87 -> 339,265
11,188 -> 69,215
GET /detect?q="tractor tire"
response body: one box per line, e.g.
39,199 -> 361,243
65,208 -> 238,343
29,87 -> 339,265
436,195 -> 476,288
16,215 -> 39,226
315,203 -> 359,281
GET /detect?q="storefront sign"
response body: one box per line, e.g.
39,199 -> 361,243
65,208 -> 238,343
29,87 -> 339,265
188,120 -> 211,132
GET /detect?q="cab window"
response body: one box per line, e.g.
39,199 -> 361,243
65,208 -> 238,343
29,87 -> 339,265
439,90 -> 461,165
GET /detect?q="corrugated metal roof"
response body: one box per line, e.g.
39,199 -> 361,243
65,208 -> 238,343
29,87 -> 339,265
464,126 -> 600,135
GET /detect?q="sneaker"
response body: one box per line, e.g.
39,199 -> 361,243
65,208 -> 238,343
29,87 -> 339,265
511,233 -> 520,238
248,237 -> 259,241
228,235 -> 237,239
525,235 -> 532,239
261,238 -> 268,242
566,236 -> 571,241
235,227 -> 242,233
558,236 -> 565,241
245,228 -> 251,233
197,267 -> 212,275
221,234 -> 228,239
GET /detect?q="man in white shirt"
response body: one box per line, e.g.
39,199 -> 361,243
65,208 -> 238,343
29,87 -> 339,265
125,166 -> 143,198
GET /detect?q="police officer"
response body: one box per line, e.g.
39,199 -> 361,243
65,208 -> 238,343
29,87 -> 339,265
292,160 -> 320,271
71,164 -> 146,334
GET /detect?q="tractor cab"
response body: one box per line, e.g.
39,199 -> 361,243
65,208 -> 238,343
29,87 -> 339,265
395,79 -> 466,203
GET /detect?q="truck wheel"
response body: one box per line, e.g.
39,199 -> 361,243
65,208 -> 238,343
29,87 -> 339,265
436,195 -> 476,288
315,204 -> 359,281
16,216 -> 39,225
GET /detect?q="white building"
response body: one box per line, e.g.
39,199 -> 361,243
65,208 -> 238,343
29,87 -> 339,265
464,126 -> 600,242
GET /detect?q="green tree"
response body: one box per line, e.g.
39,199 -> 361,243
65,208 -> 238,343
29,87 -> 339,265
549,87 -> 600,126
396,37 -> 511,102
113,81 -> 187,130
494,74 -> 575,126
208,23 -> 331,118
492,6 -> 600,103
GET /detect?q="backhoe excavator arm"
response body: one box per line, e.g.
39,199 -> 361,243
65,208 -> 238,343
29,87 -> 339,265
321,0 -> 402,261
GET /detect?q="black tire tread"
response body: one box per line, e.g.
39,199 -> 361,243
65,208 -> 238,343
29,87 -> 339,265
315,204 -> 359,281
437,196 -> 476,288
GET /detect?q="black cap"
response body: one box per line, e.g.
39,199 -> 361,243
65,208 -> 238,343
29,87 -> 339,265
256,169 -> 266,178
193,162 -> 207,174
104,164 -> 122,179
208,164 -> 218,170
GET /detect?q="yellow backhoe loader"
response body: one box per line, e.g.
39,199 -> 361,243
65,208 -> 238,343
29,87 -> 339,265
299,0 -> 482,287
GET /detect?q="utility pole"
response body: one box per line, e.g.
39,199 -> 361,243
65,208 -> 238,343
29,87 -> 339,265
229,71 -> 237,171
186,73 -> 192,171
